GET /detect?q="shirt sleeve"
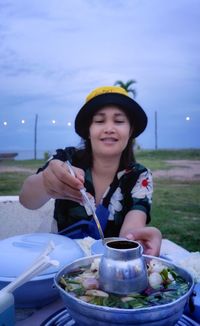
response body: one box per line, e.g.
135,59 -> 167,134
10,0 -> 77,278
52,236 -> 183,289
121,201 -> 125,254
36,147 -> 76,173
125,168 -> 153,224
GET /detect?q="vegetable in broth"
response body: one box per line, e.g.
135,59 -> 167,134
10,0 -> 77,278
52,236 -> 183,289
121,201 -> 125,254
59,258 -> 189,309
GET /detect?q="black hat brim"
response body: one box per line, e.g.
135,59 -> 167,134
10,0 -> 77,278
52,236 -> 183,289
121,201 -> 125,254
75,93 -> 147,139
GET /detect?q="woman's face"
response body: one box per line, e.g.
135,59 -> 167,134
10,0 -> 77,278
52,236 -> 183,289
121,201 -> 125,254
89,105 -> 132,159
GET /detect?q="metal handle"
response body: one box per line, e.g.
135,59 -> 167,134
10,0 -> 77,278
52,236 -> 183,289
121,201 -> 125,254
66,161 -> 105,243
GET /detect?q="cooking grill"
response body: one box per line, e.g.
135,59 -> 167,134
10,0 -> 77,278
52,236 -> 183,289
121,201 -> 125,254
40,308 -> 200,326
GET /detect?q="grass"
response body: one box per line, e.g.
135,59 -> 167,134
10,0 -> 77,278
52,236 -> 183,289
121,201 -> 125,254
0,172 -> 31,195
135,148 -> 200,160
0,159 -> 44,195
0,149 -> 200,251
135,148 -> 200,171
1,159 -> 44,169
135,149 -> 200,251
150,179 -> 200,251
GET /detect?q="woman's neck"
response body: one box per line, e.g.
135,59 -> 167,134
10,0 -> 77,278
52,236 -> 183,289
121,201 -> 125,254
91,157 -> 120,205
92,156 -> 120,178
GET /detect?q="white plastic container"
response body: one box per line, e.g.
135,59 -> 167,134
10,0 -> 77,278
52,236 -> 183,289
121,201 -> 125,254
0,233 -> 84,308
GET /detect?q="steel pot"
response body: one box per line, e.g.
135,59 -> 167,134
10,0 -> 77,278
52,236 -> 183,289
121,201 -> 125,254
54,254 -> 194,326
99,239 -> 148,294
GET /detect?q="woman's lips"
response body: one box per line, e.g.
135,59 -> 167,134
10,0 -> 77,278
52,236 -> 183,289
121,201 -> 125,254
100,137 -> 118,144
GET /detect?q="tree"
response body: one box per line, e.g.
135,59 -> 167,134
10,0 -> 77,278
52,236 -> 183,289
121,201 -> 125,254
114,79 -> 139,148
114,79 -> 137,98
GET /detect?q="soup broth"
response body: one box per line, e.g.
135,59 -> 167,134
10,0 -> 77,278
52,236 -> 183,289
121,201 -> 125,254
59,258 -> 189,309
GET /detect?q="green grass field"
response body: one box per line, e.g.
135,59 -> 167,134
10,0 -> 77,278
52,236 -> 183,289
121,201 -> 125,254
135,149 -> 200,251
151,179 -> 200,251
0,149 -> 199,251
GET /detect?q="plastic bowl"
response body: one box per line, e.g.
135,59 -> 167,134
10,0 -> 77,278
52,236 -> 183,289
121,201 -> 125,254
0,233 -> 85,308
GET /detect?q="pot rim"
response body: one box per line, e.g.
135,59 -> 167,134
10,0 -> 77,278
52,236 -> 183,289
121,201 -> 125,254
105,239 -> 142,252
54,254 -> 195,313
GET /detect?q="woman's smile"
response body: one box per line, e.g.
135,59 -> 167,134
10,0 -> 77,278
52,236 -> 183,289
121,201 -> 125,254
100,136 -> 118,144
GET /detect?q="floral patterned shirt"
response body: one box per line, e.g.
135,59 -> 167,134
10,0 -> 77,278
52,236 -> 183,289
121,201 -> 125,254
37,147 -> 153,238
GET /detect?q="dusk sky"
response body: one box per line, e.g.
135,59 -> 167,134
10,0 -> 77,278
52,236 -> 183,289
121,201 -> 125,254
0,0 -> 200,159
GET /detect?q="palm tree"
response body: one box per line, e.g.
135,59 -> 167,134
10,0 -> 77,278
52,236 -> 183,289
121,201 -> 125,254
114,79 -> 139,148
114,79 -> 137,98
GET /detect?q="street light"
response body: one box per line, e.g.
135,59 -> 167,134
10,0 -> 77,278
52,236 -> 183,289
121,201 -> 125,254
155,111 -> 158,150
34,114 -> 38,160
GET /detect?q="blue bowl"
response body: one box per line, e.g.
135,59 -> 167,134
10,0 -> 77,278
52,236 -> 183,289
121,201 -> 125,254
0,233 -> 85,308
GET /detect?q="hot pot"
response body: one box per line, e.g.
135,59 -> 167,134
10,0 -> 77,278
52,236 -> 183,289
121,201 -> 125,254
0,233 -> 85,308
54,254 -> 194,326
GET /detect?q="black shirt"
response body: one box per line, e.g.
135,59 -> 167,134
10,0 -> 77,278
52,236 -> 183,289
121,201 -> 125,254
37,147 -> 153,238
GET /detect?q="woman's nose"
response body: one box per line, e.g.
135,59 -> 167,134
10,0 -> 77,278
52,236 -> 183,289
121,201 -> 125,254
104,122 -> 115,133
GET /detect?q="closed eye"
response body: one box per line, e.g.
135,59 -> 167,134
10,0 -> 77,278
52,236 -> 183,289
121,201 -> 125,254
115,120 -> 125,123
93,120 -> 104,123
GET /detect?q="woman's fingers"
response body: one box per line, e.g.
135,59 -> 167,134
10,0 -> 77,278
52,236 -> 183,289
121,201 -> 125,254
42,160 -> 84,201
125,227 -> 162,256
127,227 -> 161,241
46,188 -> 82,202
51,160 -> 84,189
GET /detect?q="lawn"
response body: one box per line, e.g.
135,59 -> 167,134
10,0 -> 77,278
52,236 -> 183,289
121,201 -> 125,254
135,149 -> 200,251
135,148 -> 200,170
151,179 -> 200,251
0,149 -> 199,252
0,172 -> 31,195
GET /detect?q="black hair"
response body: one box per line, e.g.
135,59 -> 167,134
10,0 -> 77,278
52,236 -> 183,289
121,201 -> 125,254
73,104 -> 136,169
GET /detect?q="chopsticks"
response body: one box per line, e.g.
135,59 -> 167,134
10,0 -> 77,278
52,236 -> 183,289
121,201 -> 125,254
1,241 -> 59,294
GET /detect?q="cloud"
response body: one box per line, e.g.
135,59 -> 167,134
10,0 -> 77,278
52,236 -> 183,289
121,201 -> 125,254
0,0 -> 200,155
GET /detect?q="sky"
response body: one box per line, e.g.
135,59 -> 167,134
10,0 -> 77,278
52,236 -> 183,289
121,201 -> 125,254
0,0 -> 200,158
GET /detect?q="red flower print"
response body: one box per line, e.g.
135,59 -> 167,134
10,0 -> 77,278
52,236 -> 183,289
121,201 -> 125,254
131,170 -> 153,202
142,178 -> 149,187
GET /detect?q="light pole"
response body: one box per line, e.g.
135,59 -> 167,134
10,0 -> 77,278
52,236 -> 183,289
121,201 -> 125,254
155,111 -> 158,150
34,114 -> 38,160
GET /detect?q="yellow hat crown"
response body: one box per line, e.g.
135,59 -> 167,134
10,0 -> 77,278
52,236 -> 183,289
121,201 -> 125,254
86,86 -> 128,103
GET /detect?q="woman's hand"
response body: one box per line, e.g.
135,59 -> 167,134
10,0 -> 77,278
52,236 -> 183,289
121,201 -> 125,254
42,160 -> 85,203
125,227 -> 162,256
19,159 -> 86,209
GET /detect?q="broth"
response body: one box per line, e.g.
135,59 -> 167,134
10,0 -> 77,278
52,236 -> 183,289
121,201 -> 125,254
59,258 -> 189,309
107,240 -> 139,250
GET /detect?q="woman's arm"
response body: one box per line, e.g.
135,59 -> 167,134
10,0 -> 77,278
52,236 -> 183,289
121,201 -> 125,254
19,159 -> 85,209
19,172 -> 52,209
119,210 -> 162,256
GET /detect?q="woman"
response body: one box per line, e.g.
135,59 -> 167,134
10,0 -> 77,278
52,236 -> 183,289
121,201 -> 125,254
20,86 -> 162,256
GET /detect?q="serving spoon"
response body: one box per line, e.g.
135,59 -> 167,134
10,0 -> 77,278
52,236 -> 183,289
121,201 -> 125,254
66,160 -> 105,244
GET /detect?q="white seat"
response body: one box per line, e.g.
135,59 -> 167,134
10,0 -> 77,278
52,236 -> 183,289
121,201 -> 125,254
0,196 -> 56,240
